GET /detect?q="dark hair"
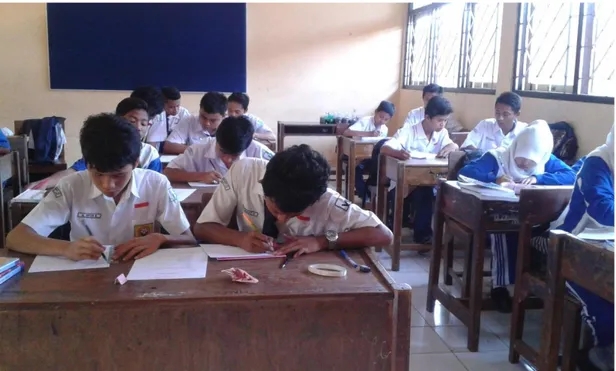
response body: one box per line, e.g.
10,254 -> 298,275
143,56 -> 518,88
422,83 -> 444,97
228,92 -> 250,111
161,86 -> 181,101
376,100 -> 395,117
215,116 -> 255,155
80,113 -> 141,173
200,92 -> 228,115
425,96 -> 453,118
115,97 -> 148,116
495,92 -> 522,114
130,86 -> 165,118
261,145 -> 330,213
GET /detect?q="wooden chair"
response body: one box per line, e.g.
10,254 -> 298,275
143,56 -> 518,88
7,135 -> 29,188
0,153 -> 19,248
508,186 -> 574,367
540,230 -> 614,371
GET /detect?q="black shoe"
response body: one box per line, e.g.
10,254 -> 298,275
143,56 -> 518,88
491,287 -> 512,313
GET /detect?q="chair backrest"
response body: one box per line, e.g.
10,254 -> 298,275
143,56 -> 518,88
518,187 -> 573,226
446,151 -> 466,180
7,135 -> 29,186
14,118 -> 66,161
365,138 -> 391,187
0,153 -> 16,248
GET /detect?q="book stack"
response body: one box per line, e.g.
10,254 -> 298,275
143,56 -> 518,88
0,257 -> 25,285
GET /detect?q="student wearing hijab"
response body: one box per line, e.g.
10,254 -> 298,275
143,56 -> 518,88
459,120 -> 577,312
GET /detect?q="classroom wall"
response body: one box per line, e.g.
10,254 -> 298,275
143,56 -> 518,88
396,3 -> 614,157
0,3 -> 406,165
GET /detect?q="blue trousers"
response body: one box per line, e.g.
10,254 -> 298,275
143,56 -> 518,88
567,281 -> 614,347
354,159 -> 371,199
387,186 -> 434,242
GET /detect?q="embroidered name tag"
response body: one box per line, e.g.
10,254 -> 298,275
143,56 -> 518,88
243,207 -> 259,217
134,202 -> 149,209
77,212 -> 102,219
296,215 -> 310,221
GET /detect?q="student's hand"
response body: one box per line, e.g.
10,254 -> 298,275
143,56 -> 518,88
397,149 -> 411,160
371,130 -> 381,137
496,175 -> 514,185
437,144 -> 456,158
200,171 -> 223,184
64,237 -> 105,261
274,236 -> 324,258
519,176 -> 537,185
113,233 -> 166,261
240,231 -> 275,253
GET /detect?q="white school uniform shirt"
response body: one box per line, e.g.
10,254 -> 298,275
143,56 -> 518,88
21,169 -> 190,246
385,123 -> 454,154
461,119 -> 528,152
347,116 -> 388,137
403,106 -> 424,127
244,113 -> 274,136
147,107 -> 191,143
167,137 -> 275,174
197,158 -> 384,236
166,114 -> 212,146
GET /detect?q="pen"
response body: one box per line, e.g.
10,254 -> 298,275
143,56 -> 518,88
280,253 -> 292,269
340,250 -> 371,273
82,222 -> 107,263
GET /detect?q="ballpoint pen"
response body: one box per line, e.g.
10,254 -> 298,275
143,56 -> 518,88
279,253 -> 292,269
340,250 -> 371,273
82,222 -> 107,263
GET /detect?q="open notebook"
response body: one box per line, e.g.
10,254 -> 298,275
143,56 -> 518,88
200,244 -> 283,261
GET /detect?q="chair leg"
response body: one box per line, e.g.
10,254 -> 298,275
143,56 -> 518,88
561,297 -> 583,371
509,289 -> 526,364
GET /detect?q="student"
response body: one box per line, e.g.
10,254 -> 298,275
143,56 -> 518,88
227,92 -> 275,141
130,86 -> 165,142
164,92 -> 227,155
194,145 -> 393,255
461,92 -> 527,152
403,83 -> 443,127
164,116 -> 274,184
342,100 -> 394,138
146,87 -> 191,148
381,96 -> 458,244
459,121 -> 576,312
6,113 -> 195,261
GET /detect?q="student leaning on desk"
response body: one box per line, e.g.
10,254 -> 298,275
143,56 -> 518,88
6,114 -> 196,261
194,145 -> 393,257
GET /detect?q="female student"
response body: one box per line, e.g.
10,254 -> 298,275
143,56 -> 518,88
459,120 -> 576,312
342,100 -> 395,199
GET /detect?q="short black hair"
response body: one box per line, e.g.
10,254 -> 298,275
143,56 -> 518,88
423,83 -> 444,97
425,96 -> 453,118
161,86 -> 181,101
130,86 -> 165,118
115,97 -> 148,116
80,113 -> 141,173
200,92 -> 228,115
261,145 -> 330,213
215,116 -> 255,155
228,92 -> 250,111
495,92 -> 522,114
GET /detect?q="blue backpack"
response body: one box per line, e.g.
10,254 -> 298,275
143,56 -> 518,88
19,117 -> 66,164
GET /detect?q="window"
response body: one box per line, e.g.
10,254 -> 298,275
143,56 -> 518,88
514,3 -> 615,102
402,2 -> 502,91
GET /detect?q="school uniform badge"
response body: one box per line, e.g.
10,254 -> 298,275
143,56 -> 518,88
263,150 -> 274,160
334,196 -> 351,211
220,177 -> 231,191
51,187 -> 62,198
134,222 -> 154,237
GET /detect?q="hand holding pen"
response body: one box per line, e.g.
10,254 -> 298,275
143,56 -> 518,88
399,145 -> 411,160
63,223 -> 106,262
241,213 -> 275,252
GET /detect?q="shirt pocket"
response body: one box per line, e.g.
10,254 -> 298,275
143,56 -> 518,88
132,202 -> 156,237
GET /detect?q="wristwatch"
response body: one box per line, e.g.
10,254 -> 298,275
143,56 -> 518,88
325,230 -> 339,250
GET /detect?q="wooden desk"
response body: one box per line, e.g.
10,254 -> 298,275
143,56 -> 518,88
427,181 -> 520,351
540,231 -> 615,371
335,136 -> 378,200
0,249 -> 411,371
277,121 -> 338,152
375,154 -> 449,271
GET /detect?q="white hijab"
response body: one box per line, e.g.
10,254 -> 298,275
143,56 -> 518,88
488,120 -> 554,182
586,125 -> 614,172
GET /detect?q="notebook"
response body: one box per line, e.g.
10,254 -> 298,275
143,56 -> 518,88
458,174 -> 515,193
188,182 -> 219,189
456,182 -> 519,202
0,257 -> 20,273
200,244 -> 283,261
12,189 -> 46,203
0,263 -> 24,285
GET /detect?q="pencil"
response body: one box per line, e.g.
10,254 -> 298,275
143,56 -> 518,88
241,212 -> 259,232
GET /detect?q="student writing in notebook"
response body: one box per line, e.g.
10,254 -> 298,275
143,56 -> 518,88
164,116 -> 274,184
146,86 -> 191,151
460,92 -> 528,153
7,114 -> 195,261
194,145 -> 392,256
227,92 -> 275,142
458,121 -> 576,312
164,92 -> 227,155
402,83 -> 443,127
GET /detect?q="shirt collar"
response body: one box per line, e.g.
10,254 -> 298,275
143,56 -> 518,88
416,123 -> 437,143
87,171 -> 140,201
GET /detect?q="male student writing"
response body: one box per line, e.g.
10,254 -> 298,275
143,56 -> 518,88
194,145 -> 392,256
164,116 -> 274,184
164,92 -> 227,155
7,114 -> 195,261
227,92 -> 275,142
146,86 -> 191,150
403,83 -> 443,127
461,92 -> 527,152
342,100 -> 394,138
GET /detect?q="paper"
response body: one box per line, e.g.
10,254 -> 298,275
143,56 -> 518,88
126,247 -> 208,280
12,189 -> 46,203
456,182 -> 519,202
188,182 -> 219,189
29,255 -> 110,273
458,174 -> 515,193
358,137 -> 384,143
578,227 -> 615,241
201,244 -> 283,261
160,155 -> 177,163
411,152 -> 436,160
172,188 -> 197,202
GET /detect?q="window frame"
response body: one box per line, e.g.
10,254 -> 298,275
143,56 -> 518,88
401,3 -> 498,95
512,3 -> 614,104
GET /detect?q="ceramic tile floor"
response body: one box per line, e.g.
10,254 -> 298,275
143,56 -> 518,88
375,250 -> 540,371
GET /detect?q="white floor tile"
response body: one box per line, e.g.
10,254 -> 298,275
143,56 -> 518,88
411,353 -> 468,371
411,306 -> 427,327
435,326 -> 507,353
410,327 -> 451,354
389,271 -> 431,288
377,253 -> 426,273
455,350 -> 532,371
423,303 -> 466,327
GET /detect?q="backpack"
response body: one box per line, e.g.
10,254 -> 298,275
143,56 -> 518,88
19,117 -> 66,164
549,121 -> 578,165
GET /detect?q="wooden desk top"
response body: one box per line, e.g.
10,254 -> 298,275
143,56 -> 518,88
386,155 -> 448,168
170,182 -> 215,205
0,249 -> 395,307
